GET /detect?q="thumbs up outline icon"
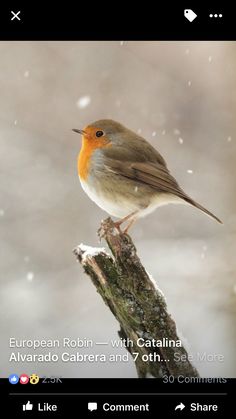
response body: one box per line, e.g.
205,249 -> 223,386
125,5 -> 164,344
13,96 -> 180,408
22,401 -> 33,411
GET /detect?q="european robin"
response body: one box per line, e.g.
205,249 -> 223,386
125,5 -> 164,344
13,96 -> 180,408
73,119 -> 222,232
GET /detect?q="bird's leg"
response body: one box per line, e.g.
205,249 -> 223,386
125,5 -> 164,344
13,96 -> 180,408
98,211 -> 139,241
123,216 -> 138,234
114,211 -> 138,233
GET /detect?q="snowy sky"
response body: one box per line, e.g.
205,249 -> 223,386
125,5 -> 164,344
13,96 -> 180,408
0,41 -> 235,378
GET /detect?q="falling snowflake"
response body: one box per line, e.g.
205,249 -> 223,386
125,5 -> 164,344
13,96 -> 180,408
134,186 -> 138,192
137,128 -> 142,135
27,272 -> 34,281
14,119 -> 18,126
187,80 -> 192,87
208,56 -> 212,63
24,70 -> 30,78
152,131 -> 156,137
185,48 -> 190,55
227,136 -> 232,142
161,129 -> 166,135
76,96 -> 91,109
200,253 -> 205,259
0,209 -> 4,217
187,169 -> 193,174
120,41 -> 124,46
178,137 -> 184,144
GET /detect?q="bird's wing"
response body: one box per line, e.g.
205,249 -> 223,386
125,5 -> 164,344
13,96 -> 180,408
104,158 -> 187,199
104,158 -> 223,223
102,138 -> 168,167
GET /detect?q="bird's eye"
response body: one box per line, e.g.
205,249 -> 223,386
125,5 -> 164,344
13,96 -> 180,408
96,130 -> 104,138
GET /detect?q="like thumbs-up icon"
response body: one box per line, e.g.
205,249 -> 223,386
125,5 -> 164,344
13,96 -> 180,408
23,401 -> 33,411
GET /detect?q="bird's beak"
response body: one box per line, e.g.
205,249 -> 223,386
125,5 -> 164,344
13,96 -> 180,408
72,129 -> 86,135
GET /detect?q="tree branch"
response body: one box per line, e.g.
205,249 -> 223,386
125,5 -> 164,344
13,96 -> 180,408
74,217 -> 199,378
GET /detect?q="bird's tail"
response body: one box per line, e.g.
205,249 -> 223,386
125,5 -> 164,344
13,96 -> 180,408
183,196 -> 223,224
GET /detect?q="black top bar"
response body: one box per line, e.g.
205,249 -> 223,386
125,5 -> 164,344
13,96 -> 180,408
0,4 -> 234,41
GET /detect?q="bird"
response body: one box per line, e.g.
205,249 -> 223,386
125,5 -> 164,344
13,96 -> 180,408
73,119 -> 222,233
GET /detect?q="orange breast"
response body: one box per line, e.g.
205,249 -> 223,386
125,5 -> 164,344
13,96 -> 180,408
78,136 -> 111,180
78,139 -> 94,180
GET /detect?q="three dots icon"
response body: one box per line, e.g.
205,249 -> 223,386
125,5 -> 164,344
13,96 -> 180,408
209,13 -> 223,18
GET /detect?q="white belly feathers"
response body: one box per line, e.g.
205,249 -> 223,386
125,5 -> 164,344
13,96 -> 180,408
80,178 -> 185,219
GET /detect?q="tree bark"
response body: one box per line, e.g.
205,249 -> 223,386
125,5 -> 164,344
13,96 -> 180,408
74,217 -> 199,378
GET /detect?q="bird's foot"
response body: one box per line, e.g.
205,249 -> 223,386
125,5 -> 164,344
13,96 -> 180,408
98,214 -> 137,241
116,211 -> 139,234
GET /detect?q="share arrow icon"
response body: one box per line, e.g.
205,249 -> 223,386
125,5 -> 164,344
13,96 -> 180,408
175,402 -> 185,411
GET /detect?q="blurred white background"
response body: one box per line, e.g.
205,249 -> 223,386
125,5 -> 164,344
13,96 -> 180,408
0,41 -> 235,377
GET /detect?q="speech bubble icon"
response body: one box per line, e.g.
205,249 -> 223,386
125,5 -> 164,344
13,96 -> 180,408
88,402 -> 98,411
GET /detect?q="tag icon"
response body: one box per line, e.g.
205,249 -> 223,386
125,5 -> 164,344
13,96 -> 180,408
184,9 -> 197,22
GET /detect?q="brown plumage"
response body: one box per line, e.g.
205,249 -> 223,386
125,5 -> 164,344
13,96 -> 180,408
73,119 -> 222,231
